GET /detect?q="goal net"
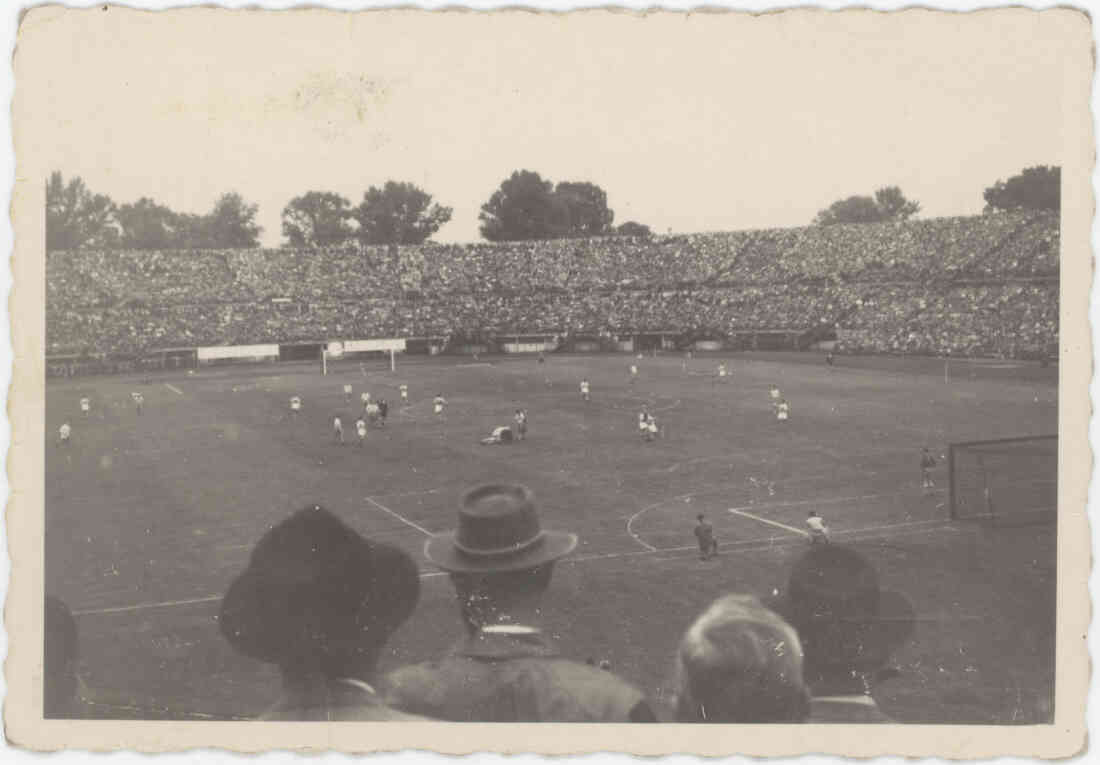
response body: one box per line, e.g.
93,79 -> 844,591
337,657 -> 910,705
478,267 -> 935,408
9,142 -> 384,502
949,435 -> 1057,525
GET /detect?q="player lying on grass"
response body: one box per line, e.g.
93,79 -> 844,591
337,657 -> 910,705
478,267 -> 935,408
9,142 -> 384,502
479,425 -> 515,445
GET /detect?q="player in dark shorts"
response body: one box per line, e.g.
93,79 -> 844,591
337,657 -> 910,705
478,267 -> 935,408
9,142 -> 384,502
920,447 -> 937,493
694,514 -> 718,561
378,399 -> 388,427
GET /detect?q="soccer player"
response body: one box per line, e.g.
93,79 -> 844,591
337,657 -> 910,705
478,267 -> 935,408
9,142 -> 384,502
377,399 -> 388,427
580,378 -> 591,402
343,384 -> 353,404
806,511 -> 830,544
825,352 -> 835,367
480,425 -> 514,445
694,514 -> 718,560
630,363 -> 639,383
433,394 -> 447,418
131,392 -> 144,415
361,391 -> 371,407
514,408 -> 528,440
355,417 -> 367,447
79,396 -> 90,417
399,384 -> 409,404
333,415 -> 345,445
365,399 -> 380,424
646,414 -> 659,442
289,395 -> 302,419
776,398 -> 790,423
769,385 -> 781,403
920,447 -> 937,493
58,422 -> 72,447
638,407 -> 650,440
717,362 -> 728,380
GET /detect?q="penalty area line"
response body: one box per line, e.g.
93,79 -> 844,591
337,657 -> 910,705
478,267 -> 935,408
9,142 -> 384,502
364,496 -> 433,537
729,509 -> 811,537
164,383 -> 184,395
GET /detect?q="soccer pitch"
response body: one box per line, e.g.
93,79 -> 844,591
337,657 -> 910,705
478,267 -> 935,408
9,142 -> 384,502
45,352 -> 1058,723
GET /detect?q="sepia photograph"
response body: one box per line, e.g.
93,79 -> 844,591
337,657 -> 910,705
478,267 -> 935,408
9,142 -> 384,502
6,3 -> 1091,757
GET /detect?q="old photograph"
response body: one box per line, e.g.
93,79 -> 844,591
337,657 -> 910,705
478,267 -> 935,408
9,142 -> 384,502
6,4 -> 1091,756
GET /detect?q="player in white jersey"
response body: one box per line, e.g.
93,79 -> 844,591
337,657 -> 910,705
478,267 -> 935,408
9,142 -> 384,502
79,397 -> 90,417
289,395 -> 302,418
717,362 -> 728,379
399,384 -> 409,403
629,364 -> 639,382
355,417 -> 367,447
333,416 -> 345,444
645,414 -> 659,442
580,379 -> 590,402
131,392 -> 144,415
638,408 -> 651,439
433,394 -> 447,418
769,385 -> 781,402
58,422 -> 72,446
806,511 -> 830,544
365,400 -> 380,423
343,384 -> 353,404
361,391 -> 371,406
776,399 -> 790,422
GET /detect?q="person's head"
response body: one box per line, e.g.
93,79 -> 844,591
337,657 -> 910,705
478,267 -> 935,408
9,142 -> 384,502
425,484 -> 577,634
808,511 -> 817,518
220,505 -> 420,684
673,594 -> 809,723
44,596 -> 79,717
774,545 -> 914,687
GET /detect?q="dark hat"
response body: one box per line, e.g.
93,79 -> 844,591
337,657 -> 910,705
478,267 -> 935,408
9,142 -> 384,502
219,505 -> 420,675
769,546 -> 913,673
424,484 -> 577,573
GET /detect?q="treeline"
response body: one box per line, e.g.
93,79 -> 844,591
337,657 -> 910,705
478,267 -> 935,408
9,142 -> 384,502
46,169 -> 652,252
46,164 -> 1058,251
812,166 -> 1059,226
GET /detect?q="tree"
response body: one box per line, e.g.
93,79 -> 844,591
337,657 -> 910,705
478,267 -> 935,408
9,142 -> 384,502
479,171 -> 616,241
983,165 -> 1060,213
616,221 -> 652,237
479,170 -> 559,242
116,197 -> 185,250
46,171 -> 117,250
554,181 -> 614,237
814,186 -> 921,226
282,191 -> 354,248
353,181 -> 452,245
204,192 -> 262,248
873,186 -> 921,221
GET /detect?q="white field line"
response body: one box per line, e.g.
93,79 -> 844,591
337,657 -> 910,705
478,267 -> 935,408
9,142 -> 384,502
364,496 -> 433,537
729,509 -> 810,537
164,383 -> 184,395
75,518 -> 959,614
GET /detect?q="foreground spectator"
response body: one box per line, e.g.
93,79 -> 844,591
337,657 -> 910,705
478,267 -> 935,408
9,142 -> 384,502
673,594 -> 809,723
385,484 -> 656,722
219,505 -> 427,720
770,545 -> 915,722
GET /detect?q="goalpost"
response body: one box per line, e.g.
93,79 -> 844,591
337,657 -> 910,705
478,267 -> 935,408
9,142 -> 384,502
948,435 -> 1057,525
323,340 -> 403,376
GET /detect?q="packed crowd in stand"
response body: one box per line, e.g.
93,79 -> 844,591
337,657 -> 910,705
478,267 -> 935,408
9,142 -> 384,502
46,210 -> 1058,360
48,486 -> 914,722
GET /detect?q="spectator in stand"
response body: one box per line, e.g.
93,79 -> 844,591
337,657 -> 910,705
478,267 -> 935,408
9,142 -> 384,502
769,545 -> 915,723
385,484 -> 657,722
219,505 -> 428,720
672,594 -> 810,723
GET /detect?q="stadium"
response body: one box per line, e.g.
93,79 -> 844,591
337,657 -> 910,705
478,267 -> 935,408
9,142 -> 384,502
45,210 -> 1057,723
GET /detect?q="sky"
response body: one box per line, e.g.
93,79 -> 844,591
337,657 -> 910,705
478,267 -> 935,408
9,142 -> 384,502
22,7 -> 1074,247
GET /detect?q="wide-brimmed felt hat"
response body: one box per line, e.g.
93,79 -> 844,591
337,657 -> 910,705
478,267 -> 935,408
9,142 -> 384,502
219,505 -> 419,674
424,484 -> 578,573
767,545 -> 914,673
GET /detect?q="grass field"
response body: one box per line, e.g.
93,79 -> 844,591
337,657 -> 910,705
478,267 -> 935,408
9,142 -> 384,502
45,351 -> 1058,723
